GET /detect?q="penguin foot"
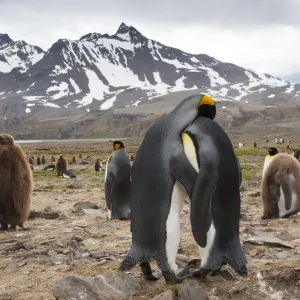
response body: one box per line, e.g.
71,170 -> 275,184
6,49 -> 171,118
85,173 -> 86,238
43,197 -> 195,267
0,222 -> 9,231
162,271 -> 188,285
140,262 -> 162,281
191,267 -> 211,278
19,224 -> 31,231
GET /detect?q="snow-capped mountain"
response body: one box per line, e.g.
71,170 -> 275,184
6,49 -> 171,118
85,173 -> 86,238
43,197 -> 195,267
0,33 -> 44,73
0,22 -> 299,126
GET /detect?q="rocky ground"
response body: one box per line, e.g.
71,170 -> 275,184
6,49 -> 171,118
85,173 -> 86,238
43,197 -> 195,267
1,136 -> 300,300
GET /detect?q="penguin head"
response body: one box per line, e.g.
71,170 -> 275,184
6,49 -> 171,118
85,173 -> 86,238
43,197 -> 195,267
265,147 -> 279,156
0,133 -> 15,146
111,140 -> 125,151
196,95 -> 216,120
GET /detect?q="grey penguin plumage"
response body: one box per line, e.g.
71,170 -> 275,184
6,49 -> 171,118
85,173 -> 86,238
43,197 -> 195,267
62,170 -> 76,178
119,94 -> 216,285
104,140 -> 131,220
261,147 -> 300,219
180,117 -> 247,278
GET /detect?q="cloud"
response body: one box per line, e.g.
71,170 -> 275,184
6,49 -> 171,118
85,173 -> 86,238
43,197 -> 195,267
0,0 -> 300,77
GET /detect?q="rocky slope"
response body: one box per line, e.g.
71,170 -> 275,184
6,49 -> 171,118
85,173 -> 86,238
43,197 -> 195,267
0,23 -> 299,138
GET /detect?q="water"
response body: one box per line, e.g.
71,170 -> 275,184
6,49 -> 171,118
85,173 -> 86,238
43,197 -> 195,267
15,138 -> 128,144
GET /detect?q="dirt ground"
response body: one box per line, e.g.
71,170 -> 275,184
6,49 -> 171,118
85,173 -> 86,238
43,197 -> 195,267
1,136 -> 300,300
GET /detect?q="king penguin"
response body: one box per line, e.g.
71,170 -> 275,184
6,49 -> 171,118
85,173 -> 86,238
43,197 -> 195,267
104,140 -> 131,220
180,116 -> 247,278
261,147 -> 300,219
119,94 -> 216,285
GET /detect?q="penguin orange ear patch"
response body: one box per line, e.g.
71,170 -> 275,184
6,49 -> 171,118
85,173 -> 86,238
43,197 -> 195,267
200,95 -> 215,106
114,144 -> 120,150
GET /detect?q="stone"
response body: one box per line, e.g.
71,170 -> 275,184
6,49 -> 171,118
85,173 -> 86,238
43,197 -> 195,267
248,191 -> 261,197
276,230 -> 297,241
29,206 -> 62,219
152,290 -> 177,300
178,279 -> 208,300
244,235 -> 295,249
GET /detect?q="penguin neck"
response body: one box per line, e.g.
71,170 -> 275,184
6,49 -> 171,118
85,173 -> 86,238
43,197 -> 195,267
169,96 -> 202,130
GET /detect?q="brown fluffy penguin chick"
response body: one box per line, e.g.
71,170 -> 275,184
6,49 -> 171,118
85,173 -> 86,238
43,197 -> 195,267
261,147 -> 300,219
72,156 -> 76,164
36,155 -> 41,165
51,155 -> 56,162
56,155 -> 67,176
29,157 -> 34,165
0,133 -> 33,231
41,156 -> 46,164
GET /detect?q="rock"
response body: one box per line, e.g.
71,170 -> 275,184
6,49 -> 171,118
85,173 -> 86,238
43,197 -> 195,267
276,230 -> 297,241
53,272 -> 140,300
53,275 -> 125,300
275,251 -> 293,259
73,201 -> 102,215
29,206 -> 62,219
82,239 -> 101,252
66,181 -> 85,189
175,254 -> 201,269
96,271 -> 140,296
244,235 -> 295,249
240,182 -> 248,191
152,290 -> 177,300
178,279 -> 208,300
248,191 -> 261,197
90,250 -> 106,259
119,235 -> 132,240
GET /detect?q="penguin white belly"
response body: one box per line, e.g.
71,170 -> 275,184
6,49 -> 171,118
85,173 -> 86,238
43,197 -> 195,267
165,181 -> 185,272
278,174 -> 299,217
107,209 -> 112,219
198,221 -> 216,267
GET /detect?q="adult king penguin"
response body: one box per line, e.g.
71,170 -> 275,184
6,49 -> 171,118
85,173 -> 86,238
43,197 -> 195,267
119,94 -> 216,285
104,140 -> 131,220
261,147 -> 300,219
180,117 -> 247,278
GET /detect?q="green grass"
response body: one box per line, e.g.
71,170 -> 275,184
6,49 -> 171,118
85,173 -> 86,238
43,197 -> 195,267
235,146 -> 267,156
239,162 -> 263,182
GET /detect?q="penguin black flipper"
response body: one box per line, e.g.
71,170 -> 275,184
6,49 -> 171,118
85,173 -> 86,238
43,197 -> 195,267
170,152 -> 198,199
190,157 -> 217,248
104,173 -> 114,214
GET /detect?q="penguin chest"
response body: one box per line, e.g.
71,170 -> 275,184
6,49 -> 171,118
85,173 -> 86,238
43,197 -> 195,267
182,133 -> 199,172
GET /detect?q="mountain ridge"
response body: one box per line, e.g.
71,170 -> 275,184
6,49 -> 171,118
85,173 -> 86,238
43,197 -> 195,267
0,22 -> 299,139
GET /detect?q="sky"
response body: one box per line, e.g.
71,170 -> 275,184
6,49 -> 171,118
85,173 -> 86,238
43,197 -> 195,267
1,0 -> 300,79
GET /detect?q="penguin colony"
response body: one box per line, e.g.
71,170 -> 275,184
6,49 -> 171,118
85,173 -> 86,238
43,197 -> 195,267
1,92 -> 300,288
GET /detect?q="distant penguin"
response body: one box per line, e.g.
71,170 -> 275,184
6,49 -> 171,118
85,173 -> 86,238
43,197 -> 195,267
37,155 -> 41,165
119,94 -> 216,284
29,164 -> 34,171
41,156 -> 46,164
0,134 -> 33,231
72,156 -> 76,164
79,153 -> 82,159
95,159 -> 101,172
51,155 -> 56,162
179,117 -> 247,278
254,142 -> 257,148
261,147 -> 300,219
56,155 -> 67,177
44,164 -> 55,171
62,170 -> 76,178
29,157 -> 34,165
104,140 -> 131,220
